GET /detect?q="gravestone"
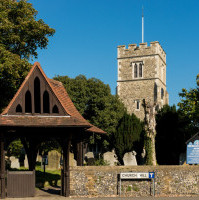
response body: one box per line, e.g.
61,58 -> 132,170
10,156 -> 20,169
103,150 -> 118,166
46,150 -> 61,170
123,151 -> 137,166
24,155 -> 28,168
179,153 -> 186,165
85,152 -> 95,165
69,152 -> 77,166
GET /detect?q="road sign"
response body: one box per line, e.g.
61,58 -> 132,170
120,172 -> 155,179
119,172 -> 155,196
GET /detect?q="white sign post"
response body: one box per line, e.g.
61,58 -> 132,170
119,172 -> 155,196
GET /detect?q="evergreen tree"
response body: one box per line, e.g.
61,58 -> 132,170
112,112 -> 143,164
156,105 -> 190,164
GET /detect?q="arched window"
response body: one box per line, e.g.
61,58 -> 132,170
34,77 -> 41,113
154,83 -> 158,102
161,88 -> 164,99
139,63 -> 142,77
25,90 -> 32,113
134,63 -> 138,78
43,91 -> 50,113
16,104 -> 22,113
52,105 -> 59,113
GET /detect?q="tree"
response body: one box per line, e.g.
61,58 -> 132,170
143,100 -> 157,165
54,75 -> 125,135
178,74 -> 199,131
0,45 -> 30,112
156,105 -> 190,165
111,112 -> 143,164
0,0 -> 55,112
0,0 -> 55,59
7,139 -> 23,158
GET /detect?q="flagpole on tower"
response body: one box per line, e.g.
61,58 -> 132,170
142,6 -> 144,43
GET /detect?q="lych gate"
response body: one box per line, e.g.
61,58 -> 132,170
0,62 -> 105,198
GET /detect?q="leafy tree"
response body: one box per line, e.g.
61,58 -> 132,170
0,0 -> 55,59
0,0 -> 55,112
7,139 -> 23,158
156,105 -> 190,165
0,45 -> 30,112
54,75 -> 125,135
111,112 -> 143,164
178,74 -> 199,131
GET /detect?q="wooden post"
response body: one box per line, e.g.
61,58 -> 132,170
62,134 -> 71,197
77,141 -> 83,166
0,133 -> 5,199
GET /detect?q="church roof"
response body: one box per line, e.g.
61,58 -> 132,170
0,62 -> 106,134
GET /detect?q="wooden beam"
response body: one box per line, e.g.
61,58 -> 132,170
0,132 -> 5,199
61,134 -> 72,197
76,141 -> 83,166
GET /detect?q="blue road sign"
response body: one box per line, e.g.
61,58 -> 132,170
149,172 -> 155,179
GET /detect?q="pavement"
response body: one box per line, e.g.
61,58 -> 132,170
5,196 -> 199,200
5,188 -> 199,200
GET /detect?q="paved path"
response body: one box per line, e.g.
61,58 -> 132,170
5,188 -> 199,200
6,196 -> 199,200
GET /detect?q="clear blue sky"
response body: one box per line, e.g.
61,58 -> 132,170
29,0 -> 199,106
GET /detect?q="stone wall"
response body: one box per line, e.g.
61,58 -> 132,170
70,166 -> 199,197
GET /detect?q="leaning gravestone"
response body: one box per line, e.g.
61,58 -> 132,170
46,150 -> 61,170
10,156 -> 20,169
103,150 -> 118,166
123,151 -> 137,166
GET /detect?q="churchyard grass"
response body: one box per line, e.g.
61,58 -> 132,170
11,162 -> 61,188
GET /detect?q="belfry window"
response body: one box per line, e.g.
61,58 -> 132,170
133,62 -> 143,78
139,63 -> 143,77
43,91 -> 50,113
25,90 -> 32,113
134,64 -> 138,78
34,77 -> 41,113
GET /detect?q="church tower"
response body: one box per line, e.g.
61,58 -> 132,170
117,41 -> 169,120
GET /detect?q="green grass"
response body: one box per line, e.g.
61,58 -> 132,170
10,162 -> 61,188
35,165 -> 61,188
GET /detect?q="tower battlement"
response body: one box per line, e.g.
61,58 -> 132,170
117,41 -> 166,63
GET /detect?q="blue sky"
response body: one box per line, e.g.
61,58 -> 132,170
29,0 -> 199,106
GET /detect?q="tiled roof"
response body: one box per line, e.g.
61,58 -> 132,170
48,78 -> 106,134
0,115 -> 90,128
0,62 -> 106,134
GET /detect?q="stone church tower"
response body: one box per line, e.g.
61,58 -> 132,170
117,41 -> 169,120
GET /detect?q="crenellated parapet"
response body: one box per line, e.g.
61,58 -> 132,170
117,41 -> 166,63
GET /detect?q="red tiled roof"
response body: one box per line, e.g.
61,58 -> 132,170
0,62 -> 106,134
48,78 -> 106,134
0,115 -> 89,128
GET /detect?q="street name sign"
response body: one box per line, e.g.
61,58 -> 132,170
119,172 -> 155,196
120,172 -> 155,179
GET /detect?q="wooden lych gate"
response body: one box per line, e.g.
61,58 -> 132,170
0,62 -> 106,198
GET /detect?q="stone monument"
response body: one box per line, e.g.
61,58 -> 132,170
103,150 -> 118,166
123,151 -> 137,166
